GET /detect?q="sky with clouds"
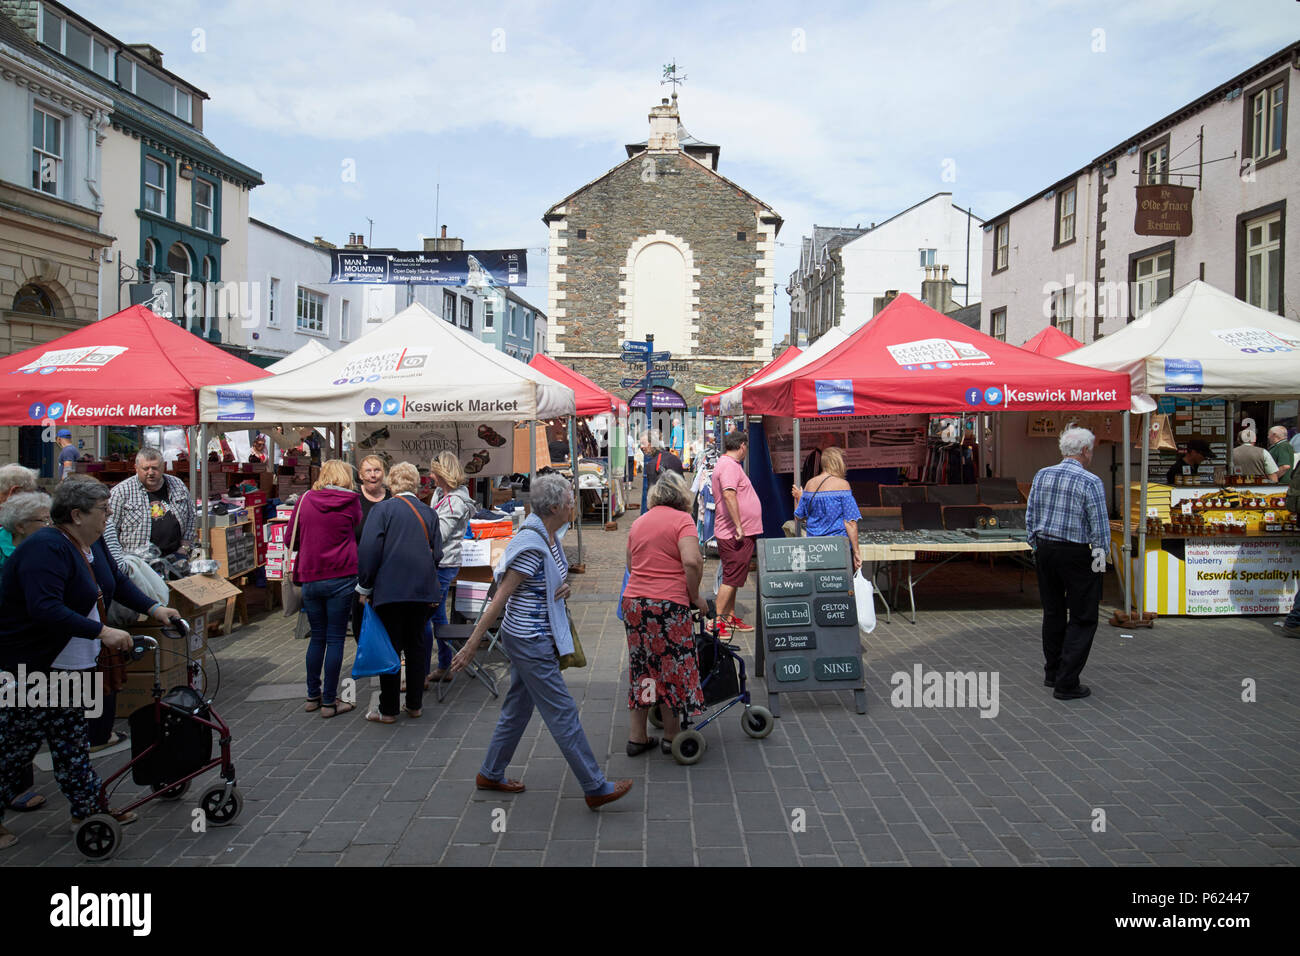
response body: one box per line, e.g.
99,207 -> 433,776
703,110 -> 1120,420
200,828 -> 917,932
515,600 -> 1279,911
82,0 -> 1300,339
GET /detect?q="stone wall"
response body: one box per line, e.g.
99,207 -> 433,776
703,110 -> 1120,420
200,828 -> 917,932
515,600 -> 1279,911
551,151 -> 773,404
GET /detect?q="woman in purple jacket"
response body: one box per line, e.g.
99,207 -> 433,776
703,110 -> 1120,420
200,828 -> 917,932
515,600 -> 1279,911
288,460 -> 362,718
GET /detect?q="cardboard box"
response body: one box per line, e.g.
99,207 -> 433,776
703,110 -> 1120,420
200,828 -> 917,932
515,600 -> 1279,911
455,537 -> 506,583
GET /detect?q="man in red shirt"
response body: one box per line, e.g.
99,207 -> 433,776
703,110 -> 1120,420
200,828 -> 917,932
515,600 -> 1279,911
710,430 -> 763,638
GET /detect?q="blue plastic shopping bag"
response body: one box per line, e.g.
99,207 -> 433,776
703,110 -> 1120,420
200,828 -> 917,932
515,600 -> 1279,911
353,603 -> 401,678
615,566 -> 630,621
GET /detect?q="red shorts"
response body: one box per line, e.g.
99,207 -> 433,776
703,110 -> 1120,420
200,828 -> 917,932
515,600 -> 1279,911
717,534 -> 757,587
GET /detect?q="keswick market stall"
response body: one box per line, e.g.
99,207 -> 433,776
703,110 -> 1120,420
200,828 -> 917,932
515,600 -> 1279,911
528,352 -> 629,524
0,303 -> 269,512
198,302 -> 578,569
1063,280 -> 1300,619
1021,325 -> 1083,358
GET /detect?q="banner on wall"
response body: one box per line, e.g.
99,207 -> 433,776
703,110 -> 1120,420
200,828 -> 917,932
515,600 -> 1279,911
764,414 -> 927,474
353,421 -> 515,477
329,249 -> 526,286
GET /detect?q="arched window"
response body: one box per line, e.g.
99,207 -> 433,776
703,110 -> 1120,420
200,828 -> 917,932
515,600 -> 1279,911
630,241 -> 687,354
167,242 -> 190,278
12,283 -> 55,316
142,238 -> 159,281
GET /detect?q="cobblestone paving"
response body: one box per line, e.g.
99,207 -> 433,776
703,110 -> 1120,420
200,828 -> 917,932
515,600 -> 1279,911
5,498 -> 1299,867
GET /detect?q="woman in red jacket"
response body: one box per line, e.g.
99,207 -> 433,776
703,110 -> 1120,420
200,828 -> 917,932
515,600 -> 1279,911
288,460 -> 362,718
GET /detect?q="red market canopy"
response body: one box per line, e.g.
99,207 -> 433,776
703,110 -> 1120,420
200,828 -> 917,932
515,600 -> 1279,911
700,345 -> 803,415
0,305 -> 271,426
529,353 -> 628,417
741,294 -> 1130,417
1021,325 -> 1083,357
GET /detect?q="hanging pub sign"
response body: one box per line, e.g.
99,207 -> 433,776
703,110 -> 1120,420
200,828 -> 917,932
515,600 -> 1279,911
1134,184 -> 1194,237
329,249 -> 526,286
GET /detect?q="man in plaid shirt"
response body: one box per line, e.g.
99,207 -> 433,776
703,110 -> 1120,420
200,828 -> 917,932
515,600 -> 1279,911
1026,426 -> 1108,701
106,447 -> 196,564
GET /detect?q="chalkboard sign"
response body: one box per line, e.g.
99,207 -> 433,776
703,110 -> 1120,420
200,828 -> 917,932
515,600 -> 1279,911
756,535 -> 866,716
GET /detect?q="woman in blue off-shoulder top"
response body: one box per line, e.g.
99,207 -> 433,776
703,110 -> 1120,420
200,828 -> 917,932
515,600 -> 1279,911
792,446 -> 861,571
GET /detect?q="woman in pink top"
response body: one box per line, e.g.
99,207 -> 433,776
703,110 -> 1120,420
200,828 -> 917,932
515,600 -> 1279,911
622,471 -> 710,756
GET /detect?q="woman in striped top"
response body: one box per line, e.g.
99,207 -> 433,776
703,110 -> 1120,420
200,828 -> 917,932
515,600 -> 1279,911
452,474 -> 632,810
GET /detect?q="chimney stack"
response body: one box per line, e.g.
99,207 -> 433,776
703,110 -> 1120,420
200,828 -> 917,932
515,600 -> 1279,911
424,227 -> 463,253
344,232 -> 366,249
647,95 -> 681,151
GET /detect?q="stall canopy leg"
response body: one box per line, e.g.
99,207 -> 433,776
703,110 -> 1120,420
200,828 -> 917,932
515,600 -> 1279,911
793,417 -> 801,487
569,414 -> 584,571
198,421 -> 210,559
1136,412 -> 1151,619
528,420 -> 537,512
1121,410 -> 1132,617
187,424 -> 199,521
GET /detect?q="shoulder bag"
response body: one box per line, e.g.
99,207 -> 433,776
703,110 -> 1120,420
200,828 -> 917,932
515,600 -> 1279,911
281,492 -> 307,617
520,526 -> 585,669
60,529 -> 131,693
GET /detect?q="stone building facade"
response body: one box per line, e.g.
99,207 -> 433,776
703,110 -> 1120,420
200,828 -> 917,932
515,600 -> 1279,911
543,94 -> 781,435
0,4 -> 113,466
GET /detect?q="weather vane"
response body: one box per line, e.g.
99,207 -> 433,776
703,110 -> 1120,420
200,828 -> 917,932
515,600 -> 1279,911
661,61 -> 686,92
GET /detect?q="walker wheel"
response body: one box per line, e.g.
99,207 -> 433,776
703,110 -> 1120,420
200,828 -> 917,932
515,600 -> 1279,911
647,703 -> 664,730
152,780 -> 190,801
741,705 -> 775,739
199,785 -> 243,827
671,729 -> 706,765
74,813 -> 121,861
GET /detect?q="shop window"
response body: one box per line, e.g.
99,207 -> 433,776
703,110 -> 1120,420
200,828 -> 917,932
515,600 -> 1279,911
1141,136 -> 1169,185
144,157 -> 167,215
12,283 -> 56,316
1130,244 -> 1173,321
993,222 -> 1009,273
990,307 -> 1006,342
296,287 -> 326,333
1244,73 -> 1287,171
32,106 -> 63,196
1055,185 -> 1076,246
193,178 -> 214,233
1244,212 -> 1283,313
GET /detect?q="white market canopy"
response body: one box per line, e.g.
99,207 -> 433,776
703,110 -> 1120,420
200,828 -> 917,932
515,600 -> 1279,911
264,339 -> 334,374
199,302 -> 575,423
1062,280 -> 1300,401
718,326 -> 849,417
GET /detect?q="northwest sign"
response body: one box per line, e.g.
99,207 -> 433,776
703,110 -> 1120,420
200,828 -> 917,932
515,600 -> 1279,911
1134,184 -> 1194,237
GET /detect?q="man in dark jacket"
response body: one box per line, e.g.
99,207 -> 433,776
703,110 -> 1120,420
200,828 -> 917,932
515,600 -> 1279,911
1164,439 -> 1213,485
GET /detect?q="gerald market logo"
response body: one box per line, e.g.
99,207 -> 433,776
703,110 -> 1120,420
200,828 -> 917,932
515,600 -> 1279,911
1212,327 -> 1299,354
887,338 -> 990,367
12,345 -> 127,375
331,348 -> 430,387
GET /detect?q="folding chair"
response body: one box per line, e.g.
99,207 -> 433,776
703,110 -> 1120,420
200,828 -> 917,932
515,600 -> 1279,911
434,578 -> 509,701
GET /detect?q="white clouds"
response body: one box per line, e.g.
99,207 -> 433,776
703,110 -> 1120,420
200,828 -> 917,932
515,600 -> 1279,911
84,0 -> 1300,342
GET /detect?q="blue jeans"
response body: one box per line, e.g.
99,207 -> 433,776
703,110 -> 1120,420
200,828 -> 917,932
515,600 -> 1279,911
427,565 -> 460,672
480,628 -> 607,795
303,575 -> 357,705
1287,587 -> 1300,628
